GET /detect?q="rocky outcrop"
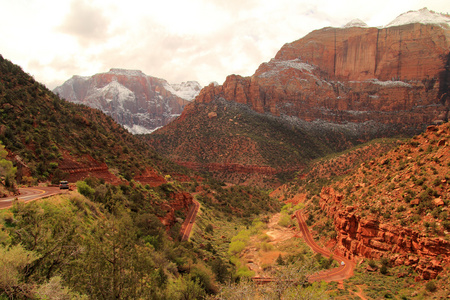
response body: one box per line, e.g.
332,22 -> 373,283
54,69 -> 201,134
159,191 -> 194,228
195,9 -> 450,131
320,187 -> 450,279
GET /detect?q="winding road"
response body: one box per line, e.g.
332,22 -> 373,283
295,210 -> 355,282
0,187 -> 63,209
253,210 -> 355,284
180,199 -> 200,241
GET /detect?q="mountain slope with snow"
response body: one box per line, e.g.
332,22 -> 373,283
385,7 -> 450,28
54,69 -> 202,134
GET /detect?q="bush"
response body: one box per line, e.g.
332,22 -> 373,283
278,214 -> 294,227
76,181 -> 95,199
425,281 -> 437,292
205,224 -> 214,234
228,241 -> 246,256
259,242 -> 274,252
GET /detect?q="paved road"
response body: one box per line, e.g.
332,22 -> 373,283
0,187 -> 63,209
253,211 -> 355,285
180,199 -> 200,241
295,210 -> 355,282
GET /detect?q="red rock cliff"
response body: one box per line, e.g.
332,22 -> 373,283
196,21 -> 450,128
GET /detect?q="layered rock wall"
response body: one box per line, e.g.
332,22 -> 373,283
320,187 -> 450,279
195,23 -> 450,130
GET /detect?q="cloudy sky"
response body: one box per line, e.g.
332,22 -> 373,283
1,0 -> 449,89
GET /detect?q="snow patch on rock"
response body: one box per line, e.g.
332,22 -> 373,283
108,68 -> 146,77
344,19 -> 368,28
350,79 -> 413,88
123,124 -> 157,135
258,59 -> 316,78
164,81 -> 202,101
90,80 -> 136,106
385,8 -> 450,28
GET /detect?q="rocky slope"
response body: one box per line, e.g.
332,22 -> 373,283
273,122 -> 450,281
148,9 -> 450,185
196,8 -> 449,128
308,122 -> 450,280
54,69 -> 202,134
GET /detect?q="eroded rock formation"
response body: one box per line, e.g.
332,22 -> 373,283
320,187 -> 450,279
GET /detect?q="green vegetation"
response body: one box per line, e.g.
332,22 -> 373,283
0,55 -> 187,184
0,142 -> 17,195
342,259 -> 449,299
0,184 -> 216,299
147,97 -> 385,186
1,52 -> 449,299
212,264 -> 332,300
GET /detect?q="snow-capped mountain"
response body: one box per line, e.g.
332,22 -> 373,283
54,69 -> 202,134
164,81 -> 202,101
385,7 -> 450,28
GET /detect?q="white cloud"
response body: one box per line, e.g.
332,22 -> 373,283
0,0 -> 449,89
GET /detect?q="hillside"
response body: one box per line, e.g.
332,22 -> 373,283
54,69 -> 201,134
146,97 -> 383,186
0,54 -> 188,185
274,122 -> 450,283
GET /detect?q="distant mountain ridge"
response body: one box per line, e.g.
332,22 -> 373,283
54,69 -> 202,134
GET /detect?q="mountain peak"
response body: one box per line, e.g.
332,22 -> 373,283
343,19 -> 368,28
385,7 -> 450,28
108,68 -> 146,77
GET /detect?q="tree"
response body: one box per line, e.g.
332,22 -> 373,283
211,258 -> 229,284
213,258 -> 329,300
0,244 -> 39,298
0,142 -> 16,190
276,254 -> 285,266
167,276 -> 205,300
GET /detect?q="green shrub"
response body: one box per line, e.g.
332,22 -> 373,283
425,281 -> 437,292
228,241 -> 246,256
76,181 -> 95,199
278,214 -> 294,227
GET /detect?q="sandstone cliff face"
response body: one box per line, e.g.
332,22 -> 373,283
54,69 -> 201,134
195,19 -> 450,130
320,187 -> 449,280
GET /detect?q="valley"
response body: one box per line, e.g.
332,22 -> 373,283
1,7 -> 450,300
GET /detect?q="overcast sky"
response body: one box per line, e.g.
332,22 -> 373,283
1,0 -> 449,89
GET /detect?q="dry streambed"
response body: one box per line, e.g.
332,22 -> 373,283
241,213 -> 301,277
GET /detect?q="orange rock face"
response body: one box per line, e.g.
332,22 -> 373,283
196,23 -> 450,129
320,187 -> 450,279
